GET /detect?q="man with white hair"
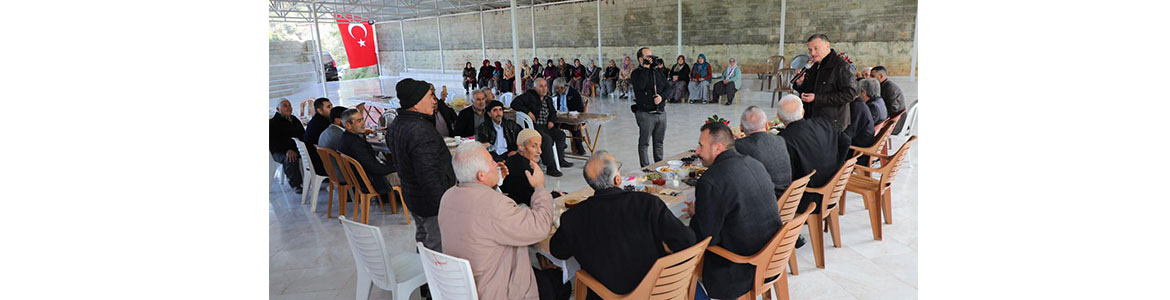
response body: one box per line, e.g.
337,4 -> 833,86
734,106 -> 793,199
551,77 -> 587,154
269,98 -> 305,193
438,142 -> 564,300
859,78 -> 888,123
776,94 -> 850,215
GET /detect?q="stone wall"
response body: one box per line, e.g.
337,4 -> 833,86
269,40 -> 319,99
376,0 -> 917,76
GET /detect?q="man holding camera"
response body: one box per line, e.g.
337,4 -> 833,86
630,47 -> 669,167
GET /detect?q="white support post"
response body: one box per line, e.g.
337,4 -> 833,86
511,0 -> 521,93
480,5 -> 487,60
311,4 -> 328,99
779,0 -> 787,57
531,0 -> 536,56
597,0 -> 602,65
436,1 -> 444,74
677,0 -> 682,57
400,20 -> 407,71
910,12 -> 918,78
372,22 -> 381,77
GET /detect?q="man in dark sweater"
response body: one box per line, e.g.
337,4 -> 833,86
685,122 -> 782,299
776,95 -> 850,214
793,34 -> 859,132
302,98 -> 333,176
551,151 -> 696,299
859,78 -> 888,124
337,109 -> 397,195
270,99 -> 305,193
500,129 -> 547,206
871,66 -> 908,134
630,47 -> 669,167
385,78 -> 457,251
734,106 -> 793,198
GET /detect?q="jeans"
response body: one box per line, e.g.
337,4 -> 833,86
713,81 -> 737,104
271,152 -> 303,189
634,111 -> 667,167
688,80 -> 710,102
413,214 -> 442,252
600,79 -> 615,96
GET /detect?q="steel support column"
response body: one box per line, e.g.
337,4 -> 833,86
910,12 -> 918,78
480,5 -> 487,60
436,1 -> 444,74
510,0 -> 521,93
597,0 -> 602,65
677,0 -> 682,57
311,4 -> 328,99
779,0 -> 787,57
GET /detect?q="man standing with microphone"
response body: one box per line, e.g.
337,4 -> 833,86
631,47 -> 669,167
793,34 -> 858,132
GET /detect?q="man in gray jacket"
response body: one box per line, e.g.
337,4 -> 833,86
733,106 -> 793,199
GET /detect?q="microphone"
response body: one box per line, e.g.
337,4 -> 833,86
790,67 -> 808,86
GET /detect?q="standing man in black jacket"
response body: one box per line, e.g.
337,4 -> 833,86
684,122 -> 782,300
631,47 -> 669,167
302,97 -> 333,177
386,78 -> 457,251
734,106 -> 793,198
509,77 -> 571,177
794,34 -> 859,132
270,99 -> 305,193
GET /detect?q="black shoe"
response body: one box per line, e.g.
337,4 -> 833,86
546,169 -> 563,177
560,161 -> 574,168
795,235 -> 806,249
293,186 -> 304,194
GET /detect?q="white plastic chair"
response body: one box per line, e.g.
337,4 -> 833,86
270,155 -> 284,187
417,242 -> 479,300
894,99 -> 918,139
340,216 -> 427,300
293,138 -> 328,212
500,92 -> 515,107
511,112 -> 561,172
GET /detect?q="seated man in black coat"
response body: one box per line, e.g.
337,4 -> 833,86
454,88 -> 490,137
475,100 -> 521,162
551,150 -> 696,299
336,108 -> 397,196
859,78 -> 888,124
270,98 -> 305,193
302,97 -> 333,176
845,95 -> 876,168
684,122 -> 782,300
776,94 -> 850,214
509,78 -> 570,177
550,77 -> 587,154
734,106 -> 793,198
500,129 -> 553,206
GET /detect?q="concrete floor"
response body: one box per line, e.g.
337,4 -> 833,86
270,76 -> 918,300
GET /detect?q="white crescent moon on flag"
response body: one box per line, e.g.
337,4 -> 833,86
348,23 -> 367,40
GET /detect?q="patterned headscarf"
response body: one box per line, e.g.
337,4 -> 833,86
693,54 -> 709,77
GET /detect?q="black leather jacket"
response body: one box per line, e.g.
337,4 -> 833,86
794,49 -> 859,131
384,110 -> 456,217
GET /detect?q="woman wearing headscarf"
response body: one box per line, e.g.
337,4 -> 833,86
570,59 -> 585,93
667,55 -> 690,102
618,56 -> 634,99
520,60 -> 531,91
491,61 -> 503,92
557,58 -> 572,81
530,57 -> 543,85
463,62 -> 478,95
501,60 -> 516,94
688,54 -> 712,104
712,57 -> 742,105
478,59 -> 494,92
602,60 -> 619,97
582,60 -> 601,97
543,59 -> 557,83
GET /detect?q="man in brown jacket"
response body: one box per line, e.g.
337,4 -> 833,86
438,142 -> 561,299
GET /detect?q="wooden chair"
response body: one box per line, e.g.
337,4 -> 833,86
574,237 -> 712,300
316,147 -> 354,219
837,112 -> 901,215
707,207 -> 812,300
336,153 -> 403,225
803,153 -> 862,269
771,68 -> 797,108
846,136 -> 917,238
777,171 -> 814,275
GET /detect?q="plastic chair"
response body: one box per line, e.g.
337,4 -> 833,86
771,68 -> 797,108
777,170 -> 814,275
416,242 -> 479,300
340,216 -> 427,300
893,100 -> 918,139
803,153 -> 862,269
500,92 -> 515,107
293,138 -> 328,212
574,237 -> 712,300
759,55 -> 784,91
846,136 -> 918,240
336,153 -> 400,225
316,146 -> 354,219
270,155 -> 284,187
707,207 -> 812,300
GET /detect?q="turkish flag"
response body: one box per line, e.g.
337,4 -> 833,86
335,14 -> 377,68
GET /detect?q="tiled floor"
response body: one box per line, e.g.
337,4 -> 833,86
270,76 -> 918,299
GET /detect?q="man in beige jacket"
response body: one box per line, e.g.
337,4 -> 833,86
439,142 -> 559,299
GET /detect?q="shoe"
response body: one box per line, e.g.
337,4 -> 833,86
294,186 -> 304,194
546,169 -> 563,177
560,161 -> 574,168
795,235 -> 806,249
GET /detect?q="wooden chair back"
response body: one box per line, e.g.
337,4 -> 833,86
315,146 -> 345,185
778,171 -> 815,223
878,136 -> 917,189
575,237 -> 712,300
749,207 -> 812,297
337,153 -> 378,197
812,153 -> 863,213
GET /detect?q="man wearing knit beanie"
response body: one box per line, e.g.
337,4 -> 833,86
385,77 -> 456,252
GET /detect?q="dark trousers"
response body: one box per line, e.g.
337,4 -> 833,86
566,127 -> 586,154
501,78 -> 515,93
463,79 -> 478,93
537,126 -> 567,169
479,78 -> 491,90
634,111 -> 667,167
534,267 -> 571,300
271,152 -> 303,189
412,214 -> 442,252
713,81 -> 737,104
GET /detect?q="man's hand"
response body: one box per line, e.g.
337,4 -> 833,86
672,75 -> 678,81
682,200 -> 695,218
547,122 -> 555,129
525,159 -> 546,188
527,112 -> 536,122
653,94 -> 663,105
794,72 -> 806,85
286,150 -> 299,162
498,161 -> 510,178
800,93 -> 815,103
505,150 -> 517,157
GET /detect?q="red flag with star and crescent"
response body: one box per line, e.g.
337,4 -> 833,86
335,14 -> 377,68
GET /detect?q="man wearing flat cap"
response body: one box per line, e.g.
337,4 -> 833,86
385,78 -> 457,251
475,100 -> 522,162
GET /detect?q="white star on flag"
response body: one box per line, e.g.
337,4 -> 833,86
358,39 -> 366,47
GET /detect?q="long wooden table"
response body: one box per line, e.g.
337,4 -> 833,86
531,149 -> 701,283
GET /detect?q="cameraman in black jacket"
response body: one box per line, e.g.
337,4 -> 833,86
630,47 -> 669,167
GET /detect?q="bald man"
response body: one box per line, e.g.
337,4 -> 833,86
551,150 -> 695,299
270,98 -> 306,193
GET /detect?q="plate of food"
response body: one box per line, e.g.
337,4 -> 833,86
644,173 -> 666,186
563,197 -> 585,208
655,166 -> 679,174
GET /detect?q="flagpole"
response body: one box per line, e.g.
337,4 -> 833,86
311,4 -> 328,100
